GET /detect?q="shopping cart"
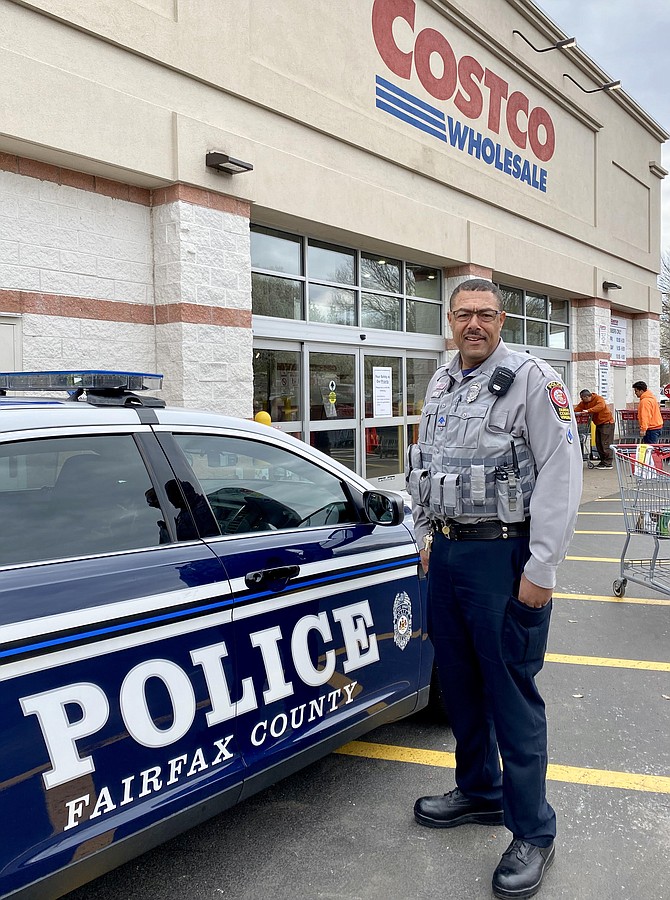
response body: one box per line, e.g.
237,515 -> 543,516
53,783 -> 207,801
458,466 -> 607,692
611,443 -> 670,597
575,412 -> 596,468
615,409 -> 639,442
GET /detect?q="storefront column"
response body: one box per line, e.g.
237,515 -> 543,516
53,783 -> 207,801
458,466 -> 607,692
571,298 -> 611,398
152,185 -> 253,415
630,312 -> 661,396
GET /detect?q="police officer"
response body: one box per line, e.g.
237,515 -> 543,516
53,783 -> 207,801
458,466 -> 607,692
407,279 -> 582,900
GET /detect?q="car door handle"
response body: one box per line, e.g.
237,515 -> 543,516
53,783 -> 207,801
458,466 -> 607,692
245,564 -> 301,589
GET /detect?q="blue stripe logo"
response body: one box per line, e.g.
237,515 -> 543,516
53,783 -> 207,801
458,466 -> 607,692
375,75 -> 447,142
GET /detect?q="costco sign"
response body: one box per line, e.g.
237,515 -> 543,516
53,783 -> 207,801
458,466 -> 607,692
372,0 -> 555,191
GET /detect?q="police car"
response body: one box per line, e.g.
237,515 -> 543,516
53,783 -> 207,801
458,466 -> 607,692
0,371 -> 430,900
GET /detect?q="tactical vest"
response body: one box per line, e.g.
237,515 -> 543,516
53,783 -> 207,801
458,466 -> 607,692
407,351 -> 536,523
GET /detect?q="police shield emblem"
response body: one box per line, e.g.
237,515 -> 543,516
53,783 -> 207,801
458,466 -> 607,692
393,592 -> 412,650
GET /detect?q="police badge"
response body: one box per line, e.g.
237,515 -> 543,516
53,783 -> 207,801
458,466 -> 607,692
466,382 -> 481,402
393,591 -> 412,650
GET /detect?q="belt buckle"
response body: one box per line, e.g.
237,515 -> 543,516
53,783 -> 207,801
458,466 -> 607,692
441,523 -> 451,537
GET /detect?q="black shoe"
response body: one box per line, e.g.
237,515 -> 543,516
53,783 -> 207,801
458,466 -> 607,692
492,839 -> 555,899
596,462 -> 613,469
413,787 -> 503,829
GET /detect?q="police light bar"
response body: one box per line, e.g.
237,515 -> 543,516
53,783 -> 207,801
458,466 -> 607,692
0,370 -> 163,392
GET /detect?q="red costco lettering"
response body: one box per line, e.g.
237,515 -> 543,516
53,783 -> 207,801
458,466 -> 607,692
371,0 -> 556,162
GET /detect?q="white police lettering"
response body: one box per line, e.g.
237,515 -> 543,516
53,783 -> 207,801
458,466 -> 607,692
20,600 -> 378,827
62,737 -> 234,831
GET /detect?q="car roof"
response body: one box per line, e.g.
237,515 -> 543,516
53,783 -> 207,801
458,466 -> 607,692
0,397 -> 373,490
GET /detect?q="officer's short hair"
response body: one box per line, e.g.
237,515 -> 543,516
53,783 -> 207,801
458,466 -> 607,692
449,279 -> 503,309
633,380 -> 647,391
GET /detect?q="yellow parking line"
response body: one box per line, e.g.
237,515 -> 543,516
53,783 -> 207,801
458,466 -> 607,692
546,652 -> 670,671
335,742 -> 670,794
565,555 -> 620,562
575,530 -> 626,534
554,591 -> 670,607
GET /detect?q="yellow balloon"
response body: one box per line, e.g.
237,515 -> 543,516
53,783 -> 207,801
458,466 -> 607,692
254,410 -> 272,426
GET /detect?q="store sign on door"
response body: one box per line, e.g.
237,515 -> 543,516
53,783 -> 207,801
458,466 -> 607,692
610,317 -> 627,367
598,359 -> 610,400
373,367 -> 393,417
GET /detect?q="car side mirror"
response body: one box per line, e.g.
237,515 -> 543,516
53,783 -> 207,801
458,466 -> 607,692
363,490 -> 404,526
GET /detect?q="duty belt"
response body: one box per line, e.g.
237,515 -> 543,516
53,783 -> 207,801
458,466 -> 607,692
431,518 -> 531,541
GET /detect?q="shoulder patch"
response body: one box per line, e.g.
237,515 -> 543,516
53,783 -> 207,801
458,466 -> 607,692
546,381 -> 571,423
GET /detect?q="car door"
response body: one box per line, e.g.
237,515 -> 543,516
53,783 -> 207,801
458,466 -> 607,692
163,426 -> 424,789
0,428 -> 243,899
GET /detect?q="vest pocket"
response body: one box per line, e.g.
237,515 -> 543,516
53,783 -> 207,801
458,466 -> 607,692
408,468 -> 431,507
419,401 -> 440,445
495,472 -> 526,523
429,473 -> 462,518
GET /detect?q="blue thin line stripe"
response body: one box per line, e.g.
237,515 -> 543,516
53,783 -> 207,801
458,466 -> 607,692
376,100 -> 448,142
376,87 -> 445,130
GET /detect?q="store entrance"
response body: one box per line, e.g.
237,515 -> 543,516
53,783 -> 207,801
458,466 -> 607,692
253,343 -> 438,489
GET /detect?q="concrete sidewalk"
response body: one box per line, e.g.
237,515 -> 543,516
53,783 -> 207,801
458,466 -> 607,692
580,461 -> 619,505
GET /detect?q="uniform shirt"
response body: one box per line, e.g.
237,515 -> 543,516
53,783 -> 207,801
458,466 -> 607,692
412,339 -> 582,589
574,393 -> 614,426
637,389 -> 663,432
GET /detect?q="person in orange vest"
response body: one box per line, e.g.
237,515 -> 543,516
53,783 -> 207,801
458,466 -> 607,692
633,381 -> 664,443
574,389 -> 615,468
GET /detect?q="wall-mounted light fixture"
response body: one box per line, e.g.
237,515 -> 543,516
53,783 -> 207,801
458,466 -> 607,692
205,152 -> 254,175
512,30 -> 577,52
563,74 -> 622,94
603,280 -> 622,291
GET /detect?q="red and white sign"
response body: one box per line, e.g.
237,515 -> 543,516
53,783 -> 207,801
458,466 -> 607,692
371,0 -> 556,162
662,384 -> 670,399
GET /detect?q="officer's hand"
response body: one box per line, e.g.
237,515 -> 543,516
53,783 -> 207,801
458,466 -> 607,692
518,574 -> 552,608
419,549 -> 430,574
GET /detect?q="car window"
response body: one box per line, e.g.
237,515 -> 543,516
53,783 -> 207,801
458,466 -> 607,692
0,435 -> 166,565
173,433 -> 358,535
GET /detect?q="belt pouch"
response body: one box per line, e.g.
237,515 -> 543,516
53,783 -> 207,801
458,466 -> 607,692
495,472 -> 525,523
408,468 -> 431,507
470,464 -> 486,505
430,472 -> 462,518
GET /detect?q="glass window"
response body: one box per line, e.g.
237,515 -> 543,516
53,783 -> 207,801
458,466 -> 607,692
0,435 -> 165,566
407,299 -> 441,334
308,284 -> 355,326
364,356 -> 402,418
309,352 -> 356,421
365,425 -> 402,481
252,273 -> 302,319
549,324 -> 569,349
498,283 -> 570,351
550,299 -> 569,323
251,227 -> 443,336
250,226 -> 302,275
500,286 -> 523,316
361,293 -> 402,331
361,254 -> 401,293
308,240 -> 355,284
406,264 -> 440,300
502,316 -> 524,344
310,428 -> 356,472
174,434 -> 357,535
526,292 -> 548,319
406,358 -> 437,415
526,320 -> 547,346
253,349 -> 302,422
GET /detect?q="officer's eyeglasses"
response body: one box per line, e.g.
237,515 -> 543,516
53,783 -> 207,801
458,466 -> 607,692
450,308 -> 502,324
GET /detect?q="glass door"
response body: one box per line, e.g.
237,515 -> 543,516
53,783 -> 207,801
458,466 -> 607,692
254,342 -> 439,486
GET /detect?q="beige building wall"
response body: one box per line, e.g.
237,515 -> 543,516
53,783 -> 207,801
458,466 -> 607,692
0,0 -> 666,416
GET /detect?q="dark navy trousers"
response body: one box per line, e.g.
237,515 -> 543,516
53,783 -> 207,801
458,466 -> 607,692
427,530 -> 556,847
